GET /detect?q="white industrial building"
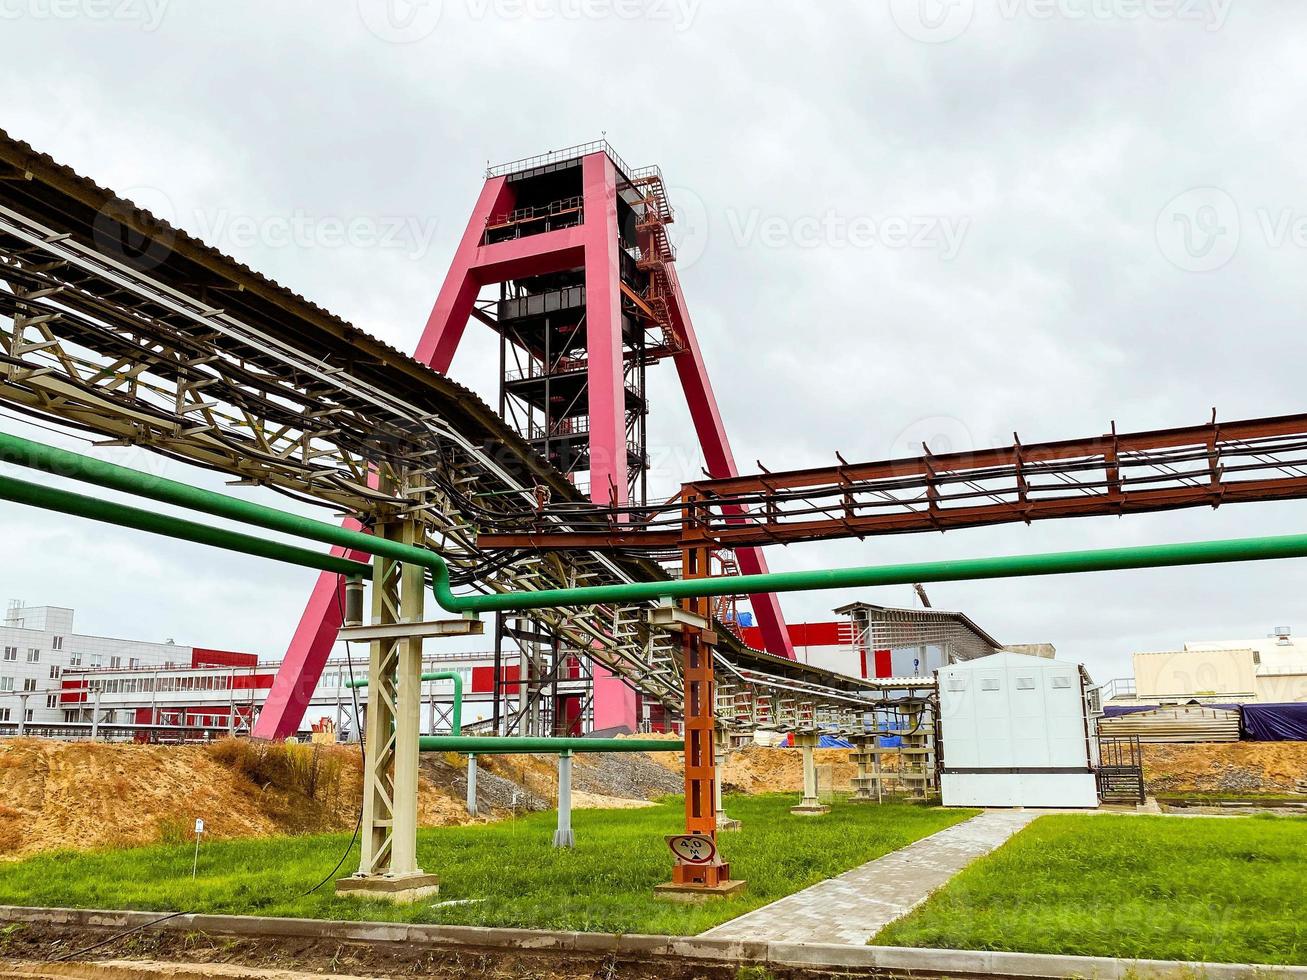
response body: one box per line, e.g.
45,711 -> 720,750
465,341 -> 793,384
0,599 -> 212,730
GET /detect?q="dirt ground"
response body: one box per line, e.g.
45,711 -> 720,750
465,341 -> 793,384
0,739 -> 684,860
651,742 -> 861,793
4,736 -> 1303,860
1142,741 -> 1307,795
0,739 -> 473,860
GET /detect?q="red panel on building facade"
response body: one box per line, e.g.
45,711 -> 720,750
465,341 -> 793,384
471,665 -> 521,694
740,621 -> 843,651
191,648 -> 259,669
874,649 -> 893,678
231,673 -> 276,691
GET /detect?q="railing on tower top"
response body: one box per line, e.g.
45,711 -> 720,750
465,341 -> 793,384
487,140 -> 636,180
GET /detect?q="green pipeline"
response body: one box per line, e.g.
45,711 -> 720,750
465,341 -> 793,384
4,431 -> 1307,613
0,474 -> 371,579
346,670 -> 463,736
419,736 -> 682,755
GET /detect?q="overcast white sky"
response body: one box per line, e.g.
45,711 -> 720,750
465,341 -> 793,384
2,0 -> 1305,683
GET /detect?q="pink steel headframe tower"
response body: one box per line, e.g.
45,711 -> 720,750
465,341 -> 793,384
253,143 -> 794,739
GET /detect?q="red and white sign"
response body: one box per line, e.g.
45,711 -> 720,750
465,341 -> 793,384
666,834 -> 717,865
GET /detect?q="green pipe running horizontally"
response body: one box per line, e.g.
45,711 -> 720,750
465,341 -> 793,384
346,671 -> 463,736
0,473 -> 372,579
5,431 -> 1307,613
419,736 -> 682,755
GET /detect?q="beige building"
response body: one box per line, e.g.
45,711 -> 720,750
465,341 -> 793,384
1128,628 -> 1307,704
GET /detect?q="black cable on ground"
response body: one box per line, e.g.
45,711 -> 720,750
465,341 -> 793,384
47,577 -> 366,963
301,579 -> 367,896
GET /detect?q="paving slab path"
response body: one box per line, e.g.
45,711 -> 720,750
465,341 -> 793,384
702,809 -> 1046,946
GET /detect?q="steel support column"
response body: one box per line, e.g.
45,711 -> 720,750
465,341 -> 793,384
657,514 -> 743,898
791,731 -> 829,815
339,516 -> 439,901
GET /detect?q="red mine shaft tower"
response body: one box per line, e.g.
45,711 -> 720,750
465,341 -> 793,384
256,142 -> 793,739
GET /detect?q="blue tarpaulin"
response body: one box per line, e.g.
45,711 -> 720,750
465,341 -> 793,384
777,733 -> 853,748
1241,703 -> 1307,741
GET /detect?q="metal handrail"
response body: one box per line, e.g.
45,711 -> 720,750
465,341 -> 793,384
488,140 -> 635,180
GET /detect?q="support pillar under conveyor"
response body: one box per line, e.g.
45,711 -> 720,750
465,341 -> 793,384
333,514 -> 484,904
849,734 -> 881,804
554,751 -> 575,849
714,726 -> 741,832
653,534 -> 746,902
791,731 -> 830,816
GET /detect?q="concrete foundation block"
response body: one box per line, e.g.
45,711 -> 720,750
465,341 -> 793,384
653,879 -> 748,903
790,804 -> 831,816
334,872 -> 440,904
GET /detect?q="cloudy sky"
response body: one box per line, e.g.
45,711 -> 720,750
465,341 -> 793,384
2,0 -> 1305,684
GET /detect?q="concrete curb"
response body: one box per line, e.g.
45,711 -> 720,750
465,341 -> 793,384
0,906 -> 1300,979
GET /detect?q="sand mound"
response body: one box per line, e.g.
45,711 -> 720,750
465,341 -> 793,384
0,739 -> 471,859
650,743 -> 862,794
1142,741 -> 1307,795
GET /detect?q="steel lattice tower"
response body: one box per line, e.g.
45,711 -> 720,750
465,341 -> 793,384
256,142 -> 794,739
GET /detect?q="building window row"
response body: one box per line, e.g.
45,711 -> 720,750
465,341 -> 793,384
84,673 -> 246,695
2,647 -> 14,662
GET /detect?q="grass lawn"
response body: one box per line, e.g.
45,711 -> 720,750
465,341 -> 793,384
875,813 -> 1307,965
0,794 -> 974,936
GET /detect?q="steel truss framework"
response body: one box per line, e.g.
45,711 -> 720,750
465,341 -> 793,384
0,134 -> 888,749
479,413 -> 1307,552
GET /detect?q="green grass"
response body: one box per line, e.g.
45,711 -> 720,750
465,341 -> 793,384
875,813 -> 1307,965
1157,792 -> 1307,804
0,794 -> 974,936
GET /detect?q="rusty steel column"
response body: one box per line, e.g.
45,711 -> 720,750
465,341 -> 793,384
656,494 -> 745,899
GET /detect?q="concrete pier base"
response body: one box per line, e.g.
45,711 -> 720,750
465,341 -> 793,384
653,879 -> 748,903
335,872 -> 441,904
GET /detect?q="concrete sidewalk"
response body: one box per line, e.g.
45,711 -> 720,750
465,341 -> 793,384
702,809 -> 1044,946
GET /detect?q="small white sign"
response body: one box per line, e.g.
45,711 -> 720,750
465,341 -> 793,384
194,818 -> 205,835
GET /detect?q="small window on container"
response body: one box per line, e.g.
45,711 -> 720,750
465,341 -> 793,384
1016,677 -> 1036,690
981,678 -> 1001,691
1051,676 -> 1073,689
